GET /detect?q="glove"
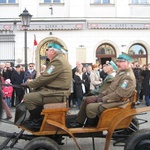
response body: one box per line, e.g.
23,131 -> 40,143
96,97 -> 103,102
96,93 -> 105,102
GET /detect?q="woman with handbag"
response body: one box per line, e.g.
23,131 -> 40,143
89,64 -> 103,95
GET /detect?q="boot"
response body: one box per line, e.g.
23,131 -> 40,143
85,116 -> 99,127
21,106 -> 43,131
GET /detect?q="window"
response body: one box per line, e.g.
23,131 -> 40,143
97,44 -> 115,55
131,0 -> 148,4
93,0 -> 110,4
9,0 -> 15,3
44,0 -> 61,3
128,44 -> 147,65
129,44 -> 146,55
96,44 -> 116,65
103,0 -> 110,3
0,31 -> 15,63
0,0 -> 6,3
0,0 -> 15,3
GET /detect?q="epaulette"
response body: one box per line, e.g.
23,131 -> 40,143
119,71 -> 125,75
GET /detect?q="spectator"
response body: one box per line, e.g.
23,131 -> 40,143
83,65 -> 92,95
89,64 -> 102,94
132,61 -> 142,105
37,64 -> 47,77
11,65 -> 25,106
82,66 -> 87,73
100,64 -> 107,80
68,78 -> 74,108
74,67 -> 85,108
2,79 -> 13,108
24,63 -> 37,82
0,73 -> 12,119
2,62 -> 14,80
2,62 -> 15,107
40,64 -> 46,75
72,61 -> 83,107
0,62 -> 5,75
141,63 -> 150,106
105,60 -> 110,65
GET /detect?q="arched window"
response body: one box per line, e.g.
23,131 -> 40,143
128,44 -> 147,64
96,44 -> 115,55
96,43 -> 116,64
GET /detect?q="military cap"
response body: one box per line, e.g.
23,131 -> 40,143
109,61 -> 118,71
47,43 -> 67,54
117,52 -> 131,62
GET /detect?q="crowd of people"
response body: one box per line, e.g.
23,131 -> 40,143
0,62 -> 39,119
69,59 -> 150,110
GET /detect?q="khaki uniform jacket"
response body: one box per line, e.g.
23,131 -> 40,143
27,54 -> 72,100
101,67 -> 136,109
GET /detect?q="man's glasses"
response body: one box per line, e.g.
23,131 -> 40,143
116,60 -> 126,62
29,66 -> 33,67
46,47 -> 53,51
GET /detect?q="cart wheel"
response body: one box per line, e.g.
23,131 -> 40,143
124,129 -> 150,150
24,137 -> 60,150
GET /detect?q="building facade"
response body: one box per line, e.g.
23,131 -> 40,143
0,0 -> 150,72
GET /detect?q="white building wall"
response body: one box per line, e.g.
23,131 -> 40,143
1,0 -> 150,67
13,26 -> 150,67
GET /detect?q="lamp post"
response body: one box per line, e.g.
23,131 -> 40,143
19,8 -> 32,71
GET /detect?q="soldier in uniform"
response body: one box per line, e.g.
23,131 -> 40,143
70,54 -> 136,128
21,43 -> 72,131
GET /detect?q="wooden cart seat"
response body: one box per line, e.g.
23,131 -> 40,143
44,102 -> 67,109
40,102 -> 68,133
97,90 -> 137,130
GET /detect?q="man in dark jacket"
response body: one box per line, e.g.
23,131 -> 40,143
24,63 -> 37,82
11,65 -> 25,105
82,65 -> 92,95
141,64 -> 150,106
132,61 -> 142,105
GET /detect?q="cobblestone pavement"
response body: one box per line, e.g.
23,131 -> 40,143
0,100 -> 150,150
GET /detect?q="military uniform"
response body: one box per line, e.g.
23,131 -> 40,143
86,67 -> 136,119
24,54 -> 72,110
76,67 -> 136,124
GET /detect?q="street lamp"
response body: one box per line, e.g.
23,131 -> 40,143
19,8 -> 32,71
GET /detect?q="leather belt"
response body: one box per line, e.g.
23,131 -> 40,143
45,86 -> 69,90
